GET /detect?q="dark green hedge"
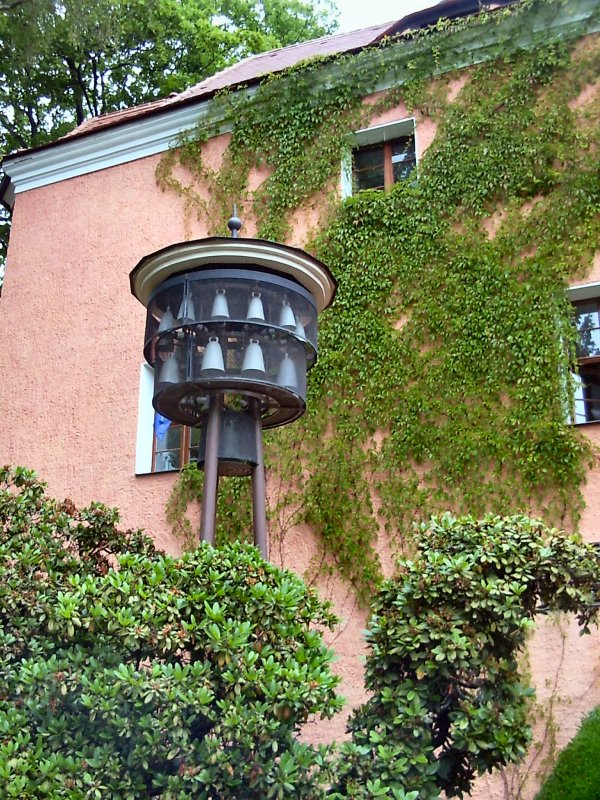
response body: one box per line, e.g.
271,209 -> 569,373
536,707 -> 600,800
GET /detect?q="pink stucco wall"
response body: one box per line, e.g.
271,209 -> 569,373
2,89 -> 600,799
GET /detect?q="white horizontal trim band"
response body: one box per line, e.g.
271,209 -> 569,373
4,97 -> 232,198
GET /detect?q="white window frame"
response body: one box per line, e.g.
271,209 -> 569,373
135,364 -> 156,474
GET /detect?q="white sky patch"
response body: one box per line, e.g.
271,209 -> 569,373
334,0 -> 438,33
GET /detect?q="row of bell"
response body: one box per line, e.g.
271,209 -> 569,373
157,290 -> 306,338
158,337 -> 299,391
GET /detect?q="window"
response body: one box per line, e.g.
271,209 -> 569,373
353,136 -> 416,192
572,297 -> 600,424
341,118 -> 416,198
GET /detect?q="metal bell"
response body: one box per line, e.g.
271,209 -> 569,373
279,300 -> 296,330
242,338 -> 266,378
210,289 -> 229,320
246,291 -> 265,322
277,352 -> 298,390
158,353 -> 180,384
201,337 -> 225,377
294,318 -> 306,338
157,306 -> 175,333
177,295 -> 196,324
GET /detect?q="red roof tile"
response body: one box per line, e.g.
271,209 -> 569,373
63,20 -> 397,140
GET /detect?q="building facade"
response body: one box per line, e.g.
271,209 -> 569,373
2,0 -> 600,796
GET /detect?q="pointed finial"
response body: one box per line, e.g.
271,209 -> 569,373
227,205 -> 242,238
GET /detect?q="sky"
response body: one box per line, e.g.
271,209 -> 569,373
334,0 -> 437,33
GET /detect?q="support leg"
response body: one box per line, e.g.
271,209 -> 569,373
199,393 -> 223,545
250,399 -> 268,558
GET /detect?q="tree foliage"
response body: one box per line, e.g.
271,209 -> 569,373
0,467 -> 341,798
0,0 -> 336,150
0,0 -> 337,263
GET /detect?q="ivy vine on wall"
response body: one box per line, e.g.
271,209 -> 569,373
158,0 -> 600,602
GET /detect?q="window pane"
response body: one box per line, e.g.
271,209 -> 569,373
154,450 -> 180,472
391,137 -> 416,182
579,367 -> 600,422
578,328 -> 600,358
355,146 -> 384,170
575,302 -> 598,330
353,145 -> 385,191
154,424 -> 182,472
158,425 -> 182,452
573,374 -> 587,424
189,426 -> 201,463
392,158 -> 416,182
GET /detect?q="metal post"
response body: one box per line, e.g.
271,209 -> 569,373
250,398 -> 268,558
199,393 -> 223,545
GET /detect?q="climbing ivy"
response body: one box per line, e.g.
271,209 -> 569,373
159,0 -> 600,601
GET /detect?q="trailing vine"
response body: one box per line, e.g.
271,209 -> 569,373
158,0 -> 600,602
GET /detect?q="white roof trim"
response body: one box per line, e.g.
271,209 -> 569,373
352,117 -> 415,147
3,97 -> 233,197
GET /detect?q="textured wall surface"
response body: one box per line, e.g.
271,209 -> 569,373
2,96 -> 599,800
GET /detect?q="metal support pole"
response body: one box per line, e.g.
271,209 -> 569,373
199,393 -> 223,545
250,399 -> 268,558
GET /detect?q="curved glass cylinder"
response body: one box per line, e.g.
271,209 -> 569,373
144,267 -> 318,429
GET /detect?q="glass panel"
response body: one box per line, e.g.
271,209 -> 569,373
579,367 -> 600,422
573,374 -> 587,424
578,328 -> 600,358
575,302 -> 598,330
391,137 -> 416,182
353,145 -> 385,191
154,424 -> 182,472
154,450 -> 180,472
574,301 -> 600,358
188,427 -> 201,463
158,425 -> 182,451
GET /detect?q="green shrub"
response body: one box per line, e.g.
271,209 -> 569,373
332,513 -> 600,800
1,468 -> 599,799
536,706 -> 600,800
0,467 -> 342,799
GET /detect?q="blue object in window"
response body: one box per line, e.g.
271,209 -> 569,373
154,413 -> 171,441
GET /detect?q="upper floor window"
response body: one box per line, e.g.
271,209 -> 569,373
353,135 -> 416,192
342,117 -> 416,199
573,297 -> 600,424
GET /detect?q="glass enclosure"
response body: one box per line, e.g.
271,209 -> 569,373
143,267 -> 318,428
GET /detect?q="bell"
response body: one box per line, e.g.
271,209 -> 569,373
242,339 -> 266,379
210,289 -> 229,320
294,318 -> 306,338
157,306 -> 175,333
277,352 -> 298,390
158,353 -> 180,384
177,295 -> 196,324
279,300 -> 296,330
201,337 -> 225,377
246,291 -> 265,322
